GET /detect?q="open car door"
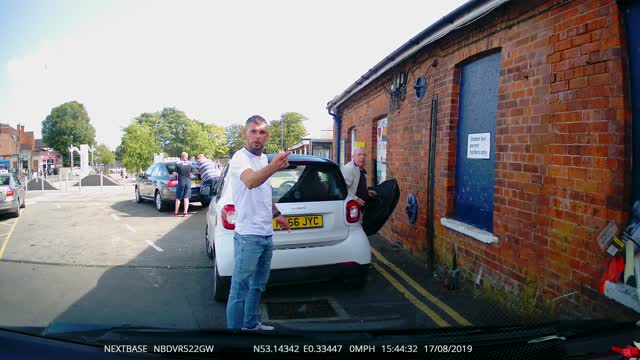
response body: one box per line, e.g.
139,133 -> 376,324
362,178 -> 400,236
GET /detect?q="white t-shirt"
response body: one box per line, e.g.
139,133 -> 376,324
229,148 -> 273,236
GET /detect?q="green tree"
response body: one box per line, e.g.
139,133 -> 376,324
160,107 -> 190,156
264,112 -> 308,154
131,107 -> 190,156
94,144 -> 115,166
120,123 -> 161,172
225,123 -> 245,157
115,145 -> 125,162
185,121 -> 229,159
135,112 -> 169,150
41,101 -> 96,167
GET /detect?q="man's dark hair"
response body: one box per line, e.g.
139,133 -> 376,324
245,115 -> 267,128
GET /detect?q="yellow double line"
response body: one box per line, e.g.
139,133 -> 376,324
0,214 -> 20,259
371,247 -> 472,327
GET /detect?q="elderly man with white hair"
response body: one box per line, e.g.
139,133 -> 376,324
341,146 -> 377,207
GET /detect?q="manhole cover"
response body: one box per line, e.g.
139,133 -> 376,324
265,299 -> 338,320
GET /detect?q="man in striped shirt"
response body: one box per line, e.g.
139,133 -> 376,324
196,154 -> 219,199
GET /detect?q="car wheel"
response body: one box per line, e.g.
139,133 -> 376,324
205,224 -> 213,259
135,187 -> 144,203
213,255 -> 230,302
200,198 -> 211,207
155,190 -> 168,212
344,268 -> 369,289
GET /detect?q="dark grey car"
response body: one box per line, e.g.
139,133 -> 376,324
0,171 -> 26,217
134,161 -> 208,212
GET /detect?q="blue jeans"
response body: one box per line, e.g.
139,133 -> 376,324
201,178 -> 215,200
226,233 -> 273,329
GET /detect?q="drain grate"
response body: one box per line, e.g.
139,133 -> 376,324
265,299 -> 338,320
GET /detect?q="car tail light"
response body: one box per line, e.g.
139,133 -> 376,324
6,187 -> 13,199
167,178 -> 178,188
346,200 -> 360,223
221,204 -> 236,230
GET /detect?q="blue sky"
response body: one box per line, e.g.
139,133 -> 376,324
0,0 -> 468,150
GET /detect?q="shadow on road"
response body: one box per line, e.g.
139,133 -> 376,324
46,205 -> 223,329
110,199 -> 208,219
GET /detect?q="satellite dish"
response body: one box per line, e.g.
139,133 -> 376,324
414,76 -> 427,99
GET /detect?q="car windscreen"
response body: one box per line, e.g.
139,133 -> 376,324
0,176 -> 9,186
165,163 -> 199,180
272,163 -> 347,203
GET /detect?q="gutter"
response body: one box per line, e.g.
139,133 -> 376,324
427,94 -> 438,272
328,109 -> 342,164
326,0 -> 511,113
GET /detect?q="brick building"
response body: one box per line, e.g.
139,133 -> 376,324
0,124 -> 61,174
328,0 -> 639,317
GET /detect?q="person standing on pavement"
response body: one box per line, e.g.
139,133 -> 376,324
341,146 -> 377,208
172,152 -> 192,216
226,115 -> 291,331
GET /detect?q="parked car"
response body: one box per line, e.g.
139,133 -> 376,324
134,160 -> 209,212
0,169 -> 26,217
205,154 -> 397,302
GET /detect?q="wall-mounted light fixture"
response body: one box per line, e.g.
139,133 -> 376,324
390,71 -> 407,111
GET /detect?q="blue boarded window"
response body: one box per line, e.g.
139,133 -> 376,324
453,52 -> 501,232
623,2 -> 640,206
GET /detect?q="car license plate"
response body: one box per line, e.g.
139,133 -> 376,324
193,179 -> 202,185
273,215 -> 323,230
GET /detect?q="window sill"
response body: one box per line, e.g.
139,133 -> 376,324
440,218 -> 498,244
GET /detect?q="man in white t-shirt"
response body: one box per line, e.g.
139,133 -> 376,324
226,115 -> 291,331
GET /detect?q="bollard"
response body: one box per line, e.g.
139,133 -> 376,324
59,173 -> 62,192
79,175 -> 82,191
100,174 -> 103,190
41,177 -> 44,192
66,173 -> 69,192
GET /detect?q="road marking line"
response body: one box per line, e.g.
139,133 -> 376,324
145,240 -> 164,252
0,212 -> 21,259
0,222 -> 13,227
126,224 -> 136,233
371,247 -> 472,326
111,214 -> 120,221
373,262 -> 450,327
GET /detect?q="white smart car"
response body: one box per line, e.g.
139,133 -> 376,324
205,154 -> 373,302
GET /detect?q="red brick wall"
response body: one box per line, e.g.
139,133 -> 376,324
336,0 -> 631,316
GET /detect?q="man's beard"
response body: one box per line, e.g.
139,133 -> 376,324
245,145 -> 263,156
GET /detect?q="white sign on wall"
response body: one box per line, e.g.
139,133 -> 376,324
467,133 -> 491,159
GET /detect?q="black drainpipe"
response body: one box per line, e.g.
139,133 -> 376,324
328,109 -> 342,164
426,94 -> 438,273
